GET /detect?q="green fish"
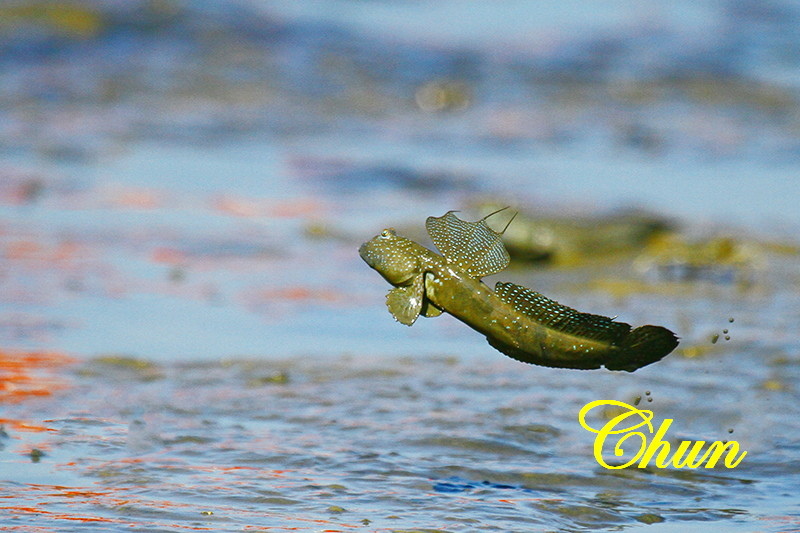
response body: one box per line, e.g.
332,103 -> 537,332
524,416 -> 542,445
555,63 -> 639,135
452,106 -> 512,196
359,210 -> 678,372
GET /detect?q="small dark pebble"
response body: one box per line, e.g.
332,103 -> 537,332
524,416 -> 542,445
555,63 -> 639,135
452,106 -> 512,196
635,513 -> 665,524
30,449 -> 45,462
248,372 -> 290,386
728,428 -> 734,434
647,397 -> 653,403
169,267 -> 186,283
729,317 -> 735,323
723,329 -> 729,334
645,391 -> 651,396
725,335 -> 731,341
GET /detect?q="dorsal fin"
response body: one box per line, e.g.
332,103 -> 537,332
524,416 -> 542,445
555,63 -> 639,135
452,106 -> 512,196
495,282 -> 631,343
425,210 -> 510,279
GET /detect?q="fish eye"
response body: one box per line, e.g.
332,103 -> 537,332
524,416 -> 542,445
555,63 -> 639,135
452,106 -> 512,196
380,228 -> 396,239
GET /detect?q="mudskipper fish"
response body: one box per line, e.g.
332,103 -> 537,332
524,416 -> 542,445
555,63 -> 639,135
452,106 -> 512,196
359,210 -> 679,372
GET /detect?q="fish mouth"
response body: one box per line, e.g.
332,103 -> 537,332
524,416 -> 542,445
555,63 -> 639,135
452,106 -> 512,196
359,239 -> 394,278
358,241 -> 378,268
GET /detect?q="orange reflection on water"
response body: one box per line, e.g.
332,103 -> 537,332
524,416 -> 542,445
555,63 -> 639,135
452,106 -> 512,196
1,483 -> 219,530
0,419 -> 55,433
254,286 -> 342,303
212,196 -> 322,219
0,484 -> 124,525
3,240 -> 86,265
0,349 -> 75,404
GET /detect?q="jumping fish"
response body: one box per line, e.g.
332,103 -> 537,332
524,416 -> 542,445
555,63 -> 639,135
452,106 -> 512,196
359,210 -> 679,372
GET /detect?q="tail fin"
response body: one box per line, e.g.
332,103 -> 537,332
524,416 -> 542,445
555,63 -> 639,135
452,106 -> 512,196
606,325 -> 679,372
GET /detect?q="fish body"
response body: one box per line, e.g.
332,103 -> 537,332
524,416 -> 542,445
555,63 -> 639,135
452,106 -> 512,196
359,211 -> 678,372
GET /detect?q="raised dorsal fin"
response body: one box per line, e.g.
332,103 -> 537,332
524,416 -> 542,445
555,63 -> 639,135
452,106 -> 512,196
495,282 -> 630,343
425,210 -> 510,279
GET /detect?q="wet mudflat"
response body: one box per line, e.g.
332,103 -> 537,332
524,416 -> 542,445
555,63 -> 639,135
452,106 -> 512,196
2,1 -> 800,531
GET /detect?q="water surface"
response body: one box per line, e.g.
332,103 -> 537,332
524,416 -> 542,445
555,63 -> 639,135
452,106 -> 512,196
1,1 -> 799,531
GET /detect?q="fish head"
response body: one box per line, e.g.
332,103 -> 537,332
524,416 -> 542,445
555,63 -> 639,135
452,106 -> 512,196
359,228 -> 425,286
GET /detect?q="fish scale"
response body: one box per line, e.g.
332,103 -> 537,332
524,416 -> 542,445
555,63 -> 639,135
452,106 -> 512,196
494,282 -> 630,344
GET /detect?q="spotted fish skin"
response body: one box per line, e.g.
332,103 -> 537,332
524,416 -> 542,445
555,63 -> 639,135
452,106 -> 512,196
359,212 -> 678,372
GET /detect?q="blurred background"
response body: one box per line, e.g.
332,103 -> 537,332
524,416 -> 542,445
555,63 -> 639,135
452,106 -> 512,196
2,0 -> 799,360
2,1 -> 800,531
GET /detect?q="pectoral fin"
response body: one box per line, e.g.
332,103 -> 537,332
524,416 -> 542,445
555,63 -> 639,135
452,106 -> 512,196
426,210 -> 510,279
386,275 -> 425,326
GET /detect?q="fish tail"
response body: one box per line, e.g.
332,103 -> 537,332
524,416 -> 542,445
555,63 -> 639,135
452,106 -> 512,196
607,325 -> 679,372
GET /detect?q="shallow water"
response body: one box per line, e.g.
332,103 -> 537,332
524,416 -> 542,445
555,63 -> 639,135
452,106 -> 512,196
2,340 -> 799,531
1,1 -> 800,531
